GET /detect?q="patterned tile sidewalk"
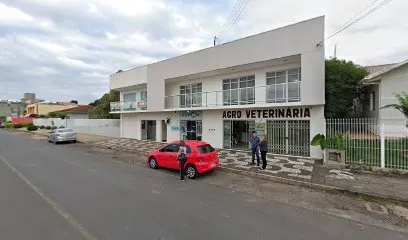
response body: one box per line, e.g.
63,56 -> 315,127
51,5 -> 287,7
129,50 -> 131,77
92,138 -> 315,181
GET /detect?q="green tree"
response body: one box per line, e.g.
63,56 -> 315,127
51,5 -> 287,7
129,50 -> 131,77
325,58 -> 368,118
70,100 -> 78,104
88,90 -> 120,119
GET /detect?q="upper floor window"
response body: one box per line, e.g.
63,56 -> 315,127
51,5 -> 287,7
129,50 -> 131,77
223,75 -> 255,105
266,68 -> 301,103
123,92 -> 136,110
123,93 -> 136,102
180,83 -> 202,108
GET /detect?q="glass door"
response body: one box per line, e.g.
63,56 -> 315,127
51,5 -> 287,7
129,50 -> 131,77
223,121 -> 232,149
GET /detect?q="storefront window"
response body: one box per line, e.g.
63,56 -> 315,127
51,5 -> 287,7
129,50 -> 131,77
223,120 -> 255,150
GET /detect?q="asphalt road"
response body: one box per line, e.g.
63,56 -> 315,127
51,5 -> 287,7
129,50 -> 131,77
0,130 -> 406,240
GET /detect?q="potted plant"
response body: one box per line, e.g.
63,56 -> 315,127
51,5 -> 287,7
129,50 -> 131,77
381,92 -> 408,127
311,134 -> 345,163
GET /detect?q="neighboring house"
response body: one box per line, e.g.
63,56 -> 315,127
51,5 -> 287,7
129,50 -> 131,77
361,59 -> 408,137
361,59 -> 408,119
26,102 -> 77,116
108,16 -> 325,159
51,105 -> 92,119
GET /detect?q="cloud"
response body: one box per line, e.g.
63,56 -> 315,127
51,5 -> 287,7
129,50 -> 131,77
0,0 -> 407,104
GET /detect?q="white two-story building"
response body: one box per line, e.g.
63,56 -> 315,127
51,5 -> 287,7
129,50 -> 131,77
109,16 -> 325,159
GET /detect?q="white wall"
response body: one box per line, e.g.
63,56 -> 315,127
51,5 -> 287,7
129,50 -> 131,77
110,66 -> 147,90
33,118 -> 120,138
33,118 -> 67,127
121,112 -> 178,142
67,119 -> 120,138
68,113 -> 89,120
379,64 -> 408,119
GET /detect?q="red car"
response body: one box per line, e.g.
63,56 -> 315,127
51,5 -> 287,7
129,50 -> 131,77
147,140 -> 219,179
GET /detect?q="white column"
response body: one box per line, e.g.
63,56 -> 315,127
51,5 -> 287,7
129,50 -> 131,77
156,120 -> 163,142
310,105 -> 325,159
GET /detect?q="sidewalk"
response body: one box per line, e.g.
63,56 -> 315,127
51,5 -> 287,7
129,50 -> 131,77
90,137 -> 408,203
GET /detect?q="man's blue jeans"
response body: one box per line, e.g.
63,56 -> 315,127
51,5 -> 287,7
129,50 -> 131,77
252,148 -> 260,165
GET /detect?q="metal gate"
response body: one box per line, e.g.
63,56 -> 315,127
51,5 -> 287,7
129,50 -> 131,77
267,120 -> 310,157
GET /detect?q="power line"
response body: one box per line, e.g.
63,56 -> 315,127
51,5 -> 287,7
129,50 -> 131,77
215,0 -> 247,45
319,0 -> 394,46
218,0 -> 250,44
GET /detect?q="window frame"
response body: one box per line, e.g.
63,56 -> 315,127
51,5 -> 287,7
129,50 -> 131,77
266,67 -> 301,103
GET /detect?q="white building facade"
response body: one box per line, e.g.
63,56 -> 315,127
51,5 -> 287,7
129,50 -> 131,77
109,16 -> 326,159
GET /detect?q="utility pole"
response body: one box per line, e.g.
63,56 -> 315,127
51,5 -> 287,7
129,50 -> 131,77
333,44 -> 337,59
213,36 -> 217,46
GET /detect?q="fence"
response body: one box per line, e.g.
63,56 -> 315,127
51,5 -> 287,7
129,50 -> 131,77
326,118 -> 408,170
33,118 -> 120,138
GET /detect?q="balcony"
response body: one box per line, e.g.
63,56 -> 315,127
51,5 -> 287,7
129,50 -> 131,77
165,82 -> 300,109
110,100 -> 147,113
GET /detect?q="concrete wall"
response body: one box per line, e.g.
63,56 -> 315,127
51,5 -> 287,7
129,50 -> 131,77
33,118 -> 120,138
68,113 -> 89,119
33,118 -> 67,127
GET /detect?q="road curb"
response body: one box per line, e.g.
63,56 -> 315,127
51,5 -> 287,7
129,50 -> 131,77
218,166 -> 408,204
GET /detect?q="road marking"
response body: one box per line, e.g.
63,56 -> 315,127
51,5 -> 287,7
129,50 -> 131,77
0,155 -> 96,240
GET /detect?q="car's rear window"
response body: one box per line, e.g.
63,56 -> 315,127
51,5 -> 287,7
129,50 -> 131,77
57,129 -> 73,133
197,144 -> 215,154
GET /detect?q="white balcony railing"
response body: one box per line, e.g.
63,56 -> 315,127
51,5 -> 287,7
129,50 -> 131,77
165,82 -> 300,109
110,100 -> 147,112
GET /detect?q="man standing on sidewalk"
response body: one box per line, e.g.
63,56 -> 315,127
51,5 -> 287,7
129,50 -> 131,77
249,131 -> 260,166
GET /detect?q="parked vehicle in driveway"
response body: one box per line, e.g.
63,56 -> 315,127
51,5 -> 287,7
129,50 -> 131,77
147,140 -> 219,179
48,128 -> 77,144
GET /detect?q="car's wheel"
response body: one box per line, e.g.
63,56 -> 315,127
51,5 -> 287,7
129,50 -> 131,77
53,138 -> 57,145
148,157 -> 158,169
185,164 -> 198,179
72,140 -> 77,143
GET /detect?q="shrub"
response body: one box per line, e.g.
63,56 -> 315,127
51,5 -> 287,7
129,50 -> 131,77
59,125 -> 65,128
45,126 -> 51,130
51,126 -> 57,130
27,125 -> 38,131
13,124 -> 23,129
39,125 -> 45,129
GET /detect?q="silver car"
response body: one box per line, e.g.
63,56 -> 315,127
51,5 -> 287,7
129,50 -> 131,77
48,128 -> 77,144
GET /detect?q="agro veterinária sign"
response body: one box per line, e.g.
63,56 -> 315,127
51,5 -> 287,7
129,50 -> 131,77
222,108 -> 311,119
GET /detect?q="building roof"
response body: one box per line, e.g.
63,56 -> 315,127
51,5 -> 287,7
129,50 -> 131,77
51,105 -> 93,114
362,59 -> 408,83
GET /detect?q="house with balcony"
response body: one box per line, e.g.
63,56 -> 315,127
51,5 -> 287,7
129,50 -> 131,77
109,16 -> 325,159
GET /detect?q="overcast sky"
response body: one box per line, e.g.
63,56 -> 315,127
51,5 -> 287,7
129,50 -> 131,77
0,0 -> 407,103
